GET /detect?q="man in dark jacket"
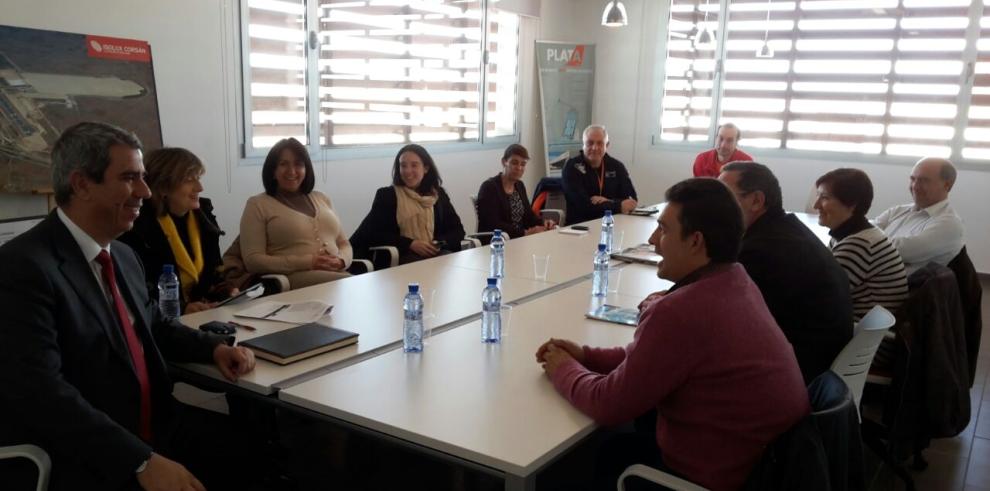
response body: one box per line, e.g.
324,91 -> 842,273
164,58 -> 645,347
719,162 -> 853,383
0,122 -> 256,491
561,125 -> 638,224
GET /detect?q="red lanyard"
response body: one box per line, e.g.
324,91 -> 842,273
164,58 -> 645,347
596,160 -> 606,194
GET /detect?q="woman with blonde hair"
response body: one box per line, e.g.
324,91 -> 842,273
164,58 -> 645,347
119,147 -> 233,313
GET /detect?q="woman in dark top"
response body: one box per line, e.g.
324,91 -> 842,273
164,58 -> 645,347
350,144 -> 466,264
119,147 -> 233,313
476,144 -> 556,239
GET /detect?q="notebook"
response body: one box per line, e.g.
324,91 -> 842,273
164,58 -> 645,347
239,323 -> 358,365
585,304 -> 640,326
610,243 -> 663,266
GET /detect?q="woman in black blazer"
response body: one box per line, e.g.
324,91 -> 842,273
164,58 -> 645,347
476,144 -> 556,240
119,147 -> 232,313
350,144 -> 466,264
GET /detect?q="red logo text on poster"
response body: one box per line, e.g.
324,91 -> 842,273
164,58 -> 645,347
86,35 -> 150,62
566,45 -> 585,67
546,45 -> 586,67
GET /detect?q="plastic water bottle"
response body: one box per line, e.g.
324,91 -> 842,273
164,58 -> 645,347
481,277 -> 502,343
490,229 -> 505,278
157,264 -> 181,319
592,243 -> 609,297
403,283 -> 424,352
601,210 -> 615,252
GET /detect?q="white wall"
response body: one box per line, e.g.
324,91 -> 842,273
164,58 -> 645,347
8,0 -> 988,272
2,0 -> 547,250
541,0 -> 990,273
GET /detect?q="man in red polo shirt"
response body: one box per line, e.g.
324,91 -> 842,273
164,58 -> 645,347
693,122 -> 752,177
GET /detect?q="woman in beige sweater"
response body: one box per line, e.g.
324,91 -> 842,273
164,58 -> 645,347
239,138 -> 353,289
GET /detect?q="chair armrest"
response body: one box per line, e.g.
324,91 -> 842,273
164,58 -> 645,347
0,444 -> 51,491
350,258 -> 374,274
541,208 -> 565,226
618,464 -> 709,491
462,237 -> 481,249
369,246 -> 399,268
260,274 -> 290,293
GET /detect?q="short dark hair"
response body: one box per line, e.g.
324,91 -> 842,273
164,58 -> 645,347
51,122 -> 143,206
392,144 -> 443,195
664,178 -> 743,263
261,138 -> 315,196
815,168 -> 874,217
720,161 -> 783,214
501,143 -> 530,162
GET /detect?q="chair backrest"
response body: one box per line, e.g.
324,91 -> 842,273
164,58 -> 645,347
947,246 -> 983,386
829,305 -> 896,408
808,371 -> 864,491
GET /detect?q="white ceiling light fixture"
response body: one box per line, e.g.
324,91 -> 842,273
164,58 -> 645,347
694,0 -> 716,49
756,0 -> 775,58
601,1 -> 628,27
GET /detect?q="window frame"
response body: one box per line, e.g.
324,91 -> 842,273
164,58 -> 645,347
651,0 -> 990,171
238,0 -> 522,162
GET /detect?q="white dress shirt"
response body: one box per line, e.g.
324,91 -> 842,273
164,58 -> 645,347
57,208 -> 136,325
874,198 -> 964,275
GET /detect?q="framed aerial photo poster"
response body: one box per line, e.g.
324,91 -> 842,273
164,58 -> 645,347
0,24 -> 163,194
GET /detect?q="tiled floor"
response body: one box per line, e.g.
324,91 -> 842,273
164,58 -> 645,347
870,277 -> 990,491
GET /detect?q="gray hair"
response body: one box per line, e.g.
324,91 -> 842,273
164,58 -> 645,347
51,122 -> 142,206
582,124 -> 609,143
939,160 -> 957,186
717,122 -> 741,141
915,157 -> 957,188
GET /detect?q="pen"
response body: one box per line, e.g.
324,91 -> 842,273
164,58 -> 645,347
263,304 -> 290,319
228,321 -> 256,331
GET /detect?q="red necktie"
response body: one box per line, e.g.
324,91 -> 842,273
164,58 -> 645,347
95,250 -> 153,443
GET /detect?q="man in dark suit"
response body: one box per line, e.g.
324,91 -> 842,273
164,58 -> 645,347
719,162 -> 853,383
0,122 -> 256,491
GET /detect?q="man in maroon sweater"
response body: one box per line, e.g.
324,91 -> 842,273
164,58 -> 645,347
692,122 -> 753,177
536,178 -> 809,490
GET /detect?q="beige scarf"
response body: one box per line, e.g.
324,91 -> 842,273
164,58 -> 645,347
394,185 -> 436,243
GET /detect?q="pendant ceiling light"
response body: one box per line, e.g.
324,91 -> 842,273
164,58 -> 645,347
694,0 -> 716,49
602,1 -> 628,27
755,0 -> 775,58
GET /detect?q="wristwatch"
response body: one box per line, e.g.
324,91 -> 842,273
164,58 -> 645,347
135,459 -> 149,474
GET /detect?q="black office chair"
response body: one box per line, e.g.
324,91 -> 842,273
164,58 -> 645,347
619,371 -> 863,491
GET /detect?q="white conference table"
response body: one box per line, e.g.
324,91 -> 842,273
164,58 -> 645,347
176,257 -> 553,394
447,213 -> 659,284
279,280 -> 652,491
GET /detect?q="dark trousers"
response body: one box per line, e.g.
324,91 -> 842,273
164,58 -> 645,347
4,402 -> 263,491
594,428 -> 669,491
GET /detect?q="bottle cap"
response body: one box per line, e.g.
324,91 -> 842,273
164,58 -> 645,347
493,229 -> 502,236
598,243 -> 607,251
604,210 -> 612,216
487,277 -> 498,286
163,264 -> 174,274
408,282 -> 420,293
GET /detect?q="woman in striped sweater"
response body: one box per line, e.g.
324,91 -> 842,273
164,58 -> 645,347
814,168 -> 909,322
